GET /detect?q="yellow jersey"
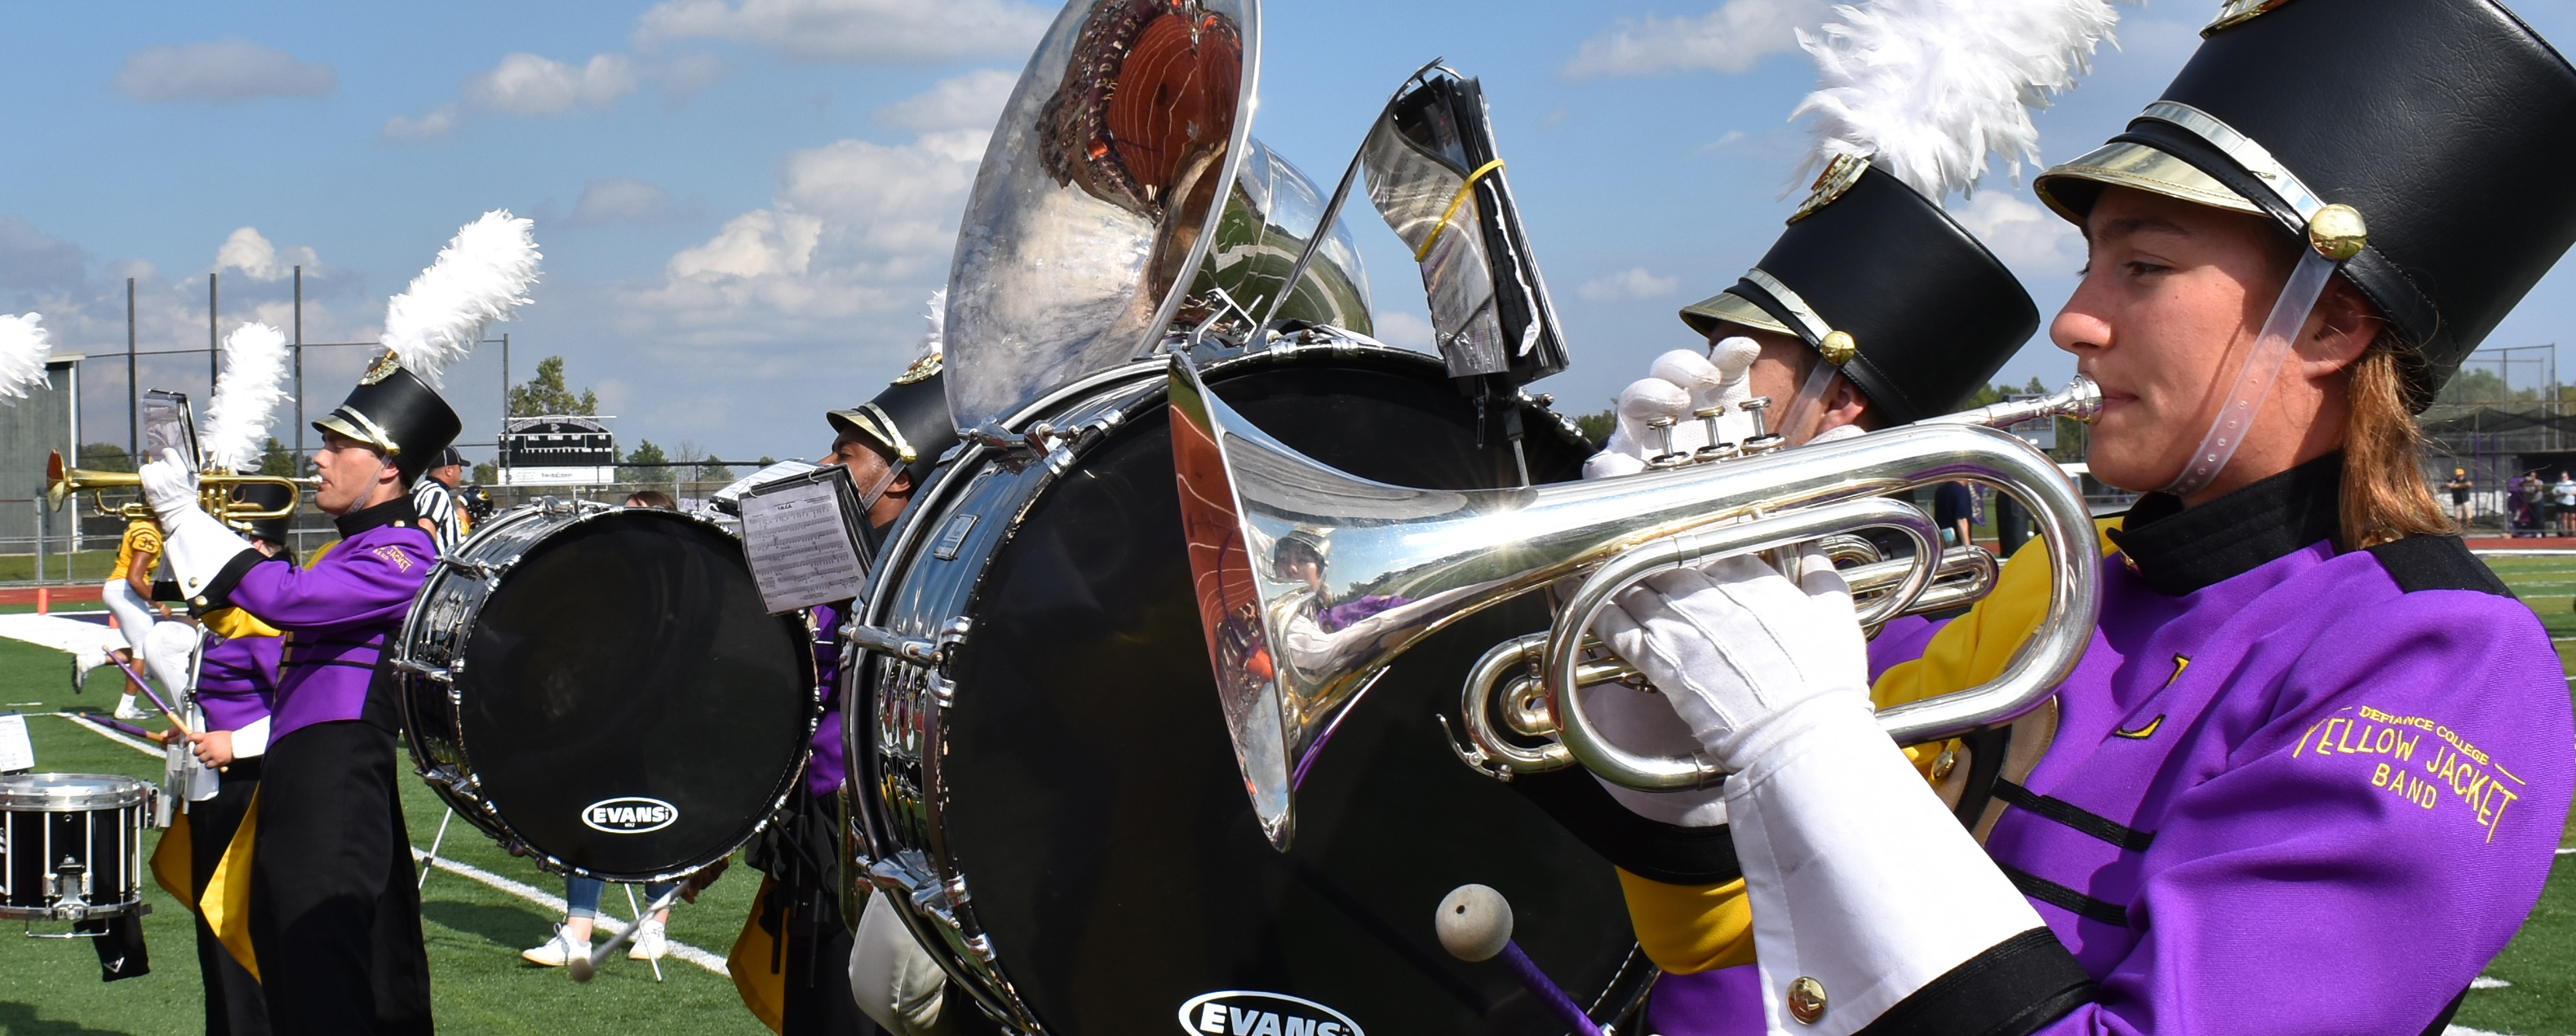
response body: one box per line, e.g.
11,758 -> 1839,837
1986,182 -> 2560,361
109,520 -> 162,581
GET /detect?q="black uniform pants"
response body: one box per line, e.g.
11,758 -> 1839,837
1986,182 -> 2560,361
190,759 -> 271,1036
248,720 -> 432,1036
755,786 -> 876,1036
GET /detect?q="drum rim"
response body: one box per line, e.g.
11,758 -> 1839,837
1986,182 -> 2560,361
397,503 -> 819,885
847,334 -> 1633,1033
0,772 -> 150,811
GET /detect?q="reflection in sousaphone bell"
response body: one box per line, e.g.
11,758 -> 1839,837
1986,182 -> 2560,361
942,0 -> 1264,436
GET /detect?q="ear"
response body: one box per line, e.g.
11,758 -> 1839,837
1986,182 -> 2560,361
1816,374 -> 1873,433
2299,276 -> 2381,374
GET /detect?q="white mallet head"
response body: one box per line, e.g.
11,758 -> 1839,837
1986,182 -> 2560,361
1435,883 -> 1514,963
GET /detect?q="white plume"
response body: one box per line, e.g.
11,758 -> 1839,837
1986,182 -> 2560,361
920,288 -> 946,356
1791,0 -> 2122,201
0,312 -> 53,403
203,321 -> 291,471
380,210 -> 541,387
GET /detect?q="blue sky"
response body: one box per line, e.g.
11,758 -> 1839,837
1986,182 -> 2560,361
7,0 -> 2574,463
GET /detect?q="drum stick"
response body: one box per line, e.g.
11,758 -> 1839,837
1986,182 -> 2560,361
570,885 -> 685,983
104,655 -> 190,738
1435,884 -> 1605,1036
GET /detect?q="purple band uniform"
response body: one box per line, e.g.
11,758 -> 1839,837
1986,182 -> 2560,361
205,498 -> 436,742
196,631 -> 282,734
1640,458 -> 2572,1034
808,601 -> 846,799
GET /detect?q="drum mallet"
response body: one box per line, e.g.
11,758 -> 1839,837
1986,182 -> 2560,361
1436,884 -> 1604,1036
570,884 -> 685,983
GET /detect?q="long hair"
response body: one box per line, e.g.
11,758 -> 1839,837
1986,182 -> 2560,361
2340,330 -> 2453,548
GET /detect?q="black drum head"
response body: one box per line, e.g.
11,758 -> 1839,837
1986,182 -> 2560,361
457,511 -> 811,880
931,362 -> 1647,1036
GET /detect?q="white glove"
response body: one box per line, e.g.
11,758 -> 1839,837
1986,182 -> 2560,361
1594,552 -> 1868,769
139,449 -> 200,527
850,892 -> 957,1036
1598,552 -> 2045,1036
144,450 -> 255,599
1585,339 -> 1760,478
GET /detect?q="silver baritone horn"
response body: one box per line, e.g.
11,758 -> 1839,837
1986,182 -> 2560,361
1170,358 -> 2104,850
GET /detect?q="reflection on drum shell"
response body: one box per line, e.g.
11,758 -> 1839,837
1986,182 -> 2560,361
849,343 -> 1653,1036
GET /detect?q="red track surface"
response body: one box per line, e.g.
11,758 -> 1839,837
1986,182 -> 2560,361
0,584 -> 105,606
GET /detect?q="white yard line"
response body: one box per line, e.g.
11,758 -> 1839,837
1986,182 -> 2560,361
408,848 -> 731,977
49,711 -> 729,977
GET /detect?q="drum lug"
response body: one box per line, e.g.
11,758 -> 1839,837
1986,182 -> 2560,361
392,658 -> 454,684
432,556 -> 493,580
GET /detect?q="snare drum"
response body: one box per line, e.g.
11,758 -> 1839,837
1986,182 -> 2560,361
395,502 -> 816,883
853,339 -> 1656,1035
0,773 -> 151,922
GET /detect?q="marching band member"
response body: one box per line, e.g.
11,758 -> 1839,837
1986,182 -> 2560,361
157,485 -> 294,1036
1532,146 -> 2050,1036
708,350 -> 954,1035
142,211 -> 536,1035
1598,1 -> 2576,1033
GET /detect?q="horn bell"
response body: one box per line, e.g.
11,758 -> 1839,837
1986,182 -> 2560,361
1168,358 -> 2102,851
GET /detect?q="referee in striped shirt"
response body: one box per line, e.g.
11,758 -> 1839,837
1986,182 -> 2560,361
409,446 -> 467,552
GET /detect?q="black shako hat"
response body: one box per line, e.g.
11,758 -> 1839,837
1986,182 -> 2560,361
827,352 -> 959,485
1680,161 -> 2041,426
312,353 -> 463,487
224,481 -> 295,546
2034,0 -> 2576,410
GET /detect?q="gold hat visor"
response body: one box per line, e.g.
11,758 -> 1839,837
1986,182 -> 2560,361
1678,288 -> 1795,339
313,406 -> 401,457
2033,141 -> 2263,226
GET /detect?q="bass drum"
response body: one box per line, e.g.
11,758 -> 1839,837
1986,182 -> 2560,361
853,340 -> 1656,1035
397,503 -> 816,883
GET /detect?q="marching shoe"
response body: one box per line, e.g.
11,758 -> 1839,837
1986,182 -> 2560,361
522,929 -> 589,967
73,647 -> 107,693
113,696 -> 153,720
629,919 -> 667,960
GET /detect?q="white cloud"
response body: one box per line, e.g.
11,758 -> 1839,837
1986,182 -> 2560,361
113,38 -> 336,103
212,228 -> 319,281
621,99 -> 991,349
468,53 -> 638,116
647,53 -> 731,108
1562,0 -> 1831,80
869,69 -> 1017,133
384,53 -> 638,140
1578,267 -> 1683,302
633,0 -> 1054,64
1372,312 -> 1433,351
0,218 -> 375,433
1953,193 -> 2082,272
571,178 -> 681,227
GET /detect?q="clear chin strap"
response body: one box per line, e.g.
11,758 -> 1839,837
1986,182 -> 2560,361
2160,248 -> 2339,498
1776,356 -> 1844,447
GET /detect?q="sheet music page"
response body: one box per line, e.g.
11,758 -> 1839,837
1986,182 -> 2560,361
738,475 -> 870,613
0,714 -> 32,772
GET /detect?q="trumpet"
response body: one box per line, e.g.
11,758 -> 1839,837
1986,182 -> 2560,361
46,451 -> 311,524
1168,356 -> 2102,849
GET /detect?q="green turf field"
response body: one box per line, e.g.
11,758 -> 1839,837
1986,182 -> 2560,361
8,556 -> 2576,1034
